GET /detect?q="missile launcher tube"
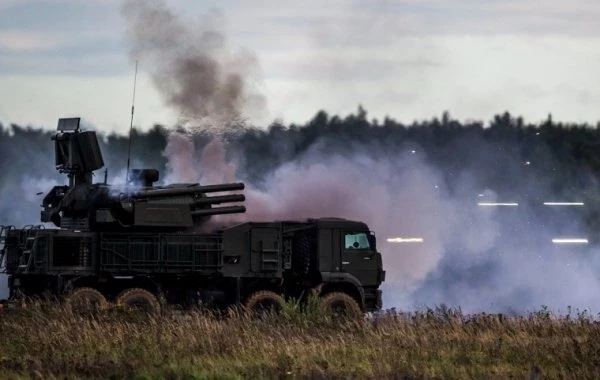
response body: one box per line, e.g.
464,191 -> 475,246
191,205 -> 246,216
193,194 -> 245,205
132,182 -> 245,198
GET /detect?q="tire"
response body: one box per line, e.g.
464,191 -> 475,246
244,290 -> 285,316
292,233 -> 313,275
320,292 -> 363,319
115,288 -> 161,315
66,287 -> 108,312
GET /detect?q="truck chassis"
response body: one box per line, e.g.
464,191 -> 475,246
1,219 -> 384,316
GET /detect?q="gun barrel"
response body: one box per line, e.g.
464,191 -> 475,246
194,194 -> 245,205
134,182 -> 245,198
191,205 -> 246,217
198,183 -> 245,193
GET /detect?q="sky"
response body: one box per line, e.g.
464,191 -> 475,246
0,0 -> 599,134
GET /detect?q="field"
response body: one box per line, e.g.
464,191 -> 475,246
0,301 -> 599,379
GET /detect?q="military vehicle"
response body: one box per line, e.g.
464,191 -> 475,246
0,118 -> 385,315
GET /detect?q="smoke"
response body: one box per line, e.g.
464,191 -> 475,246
121,0 -> 600,312
121,0 -> 267,131
2,120 -> 600,314
3,0 -> 596,316
161,132 -> 199,183
206,141 -> 465,296
242,149 -> 452,291
163,135 -> 454,290
167,129 -> 600,315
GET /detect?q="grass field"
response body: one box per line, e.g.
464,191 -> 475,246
0,301 -> 599,379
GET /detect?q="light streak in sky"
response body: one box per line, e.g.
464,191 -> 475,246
477,202 -> 519,207
543,202 -> 584,206
552,238 -> 588,244
387,237 -> 424,243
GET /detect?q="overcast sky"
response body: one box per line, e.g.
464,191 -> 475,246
0,0 -> 599,134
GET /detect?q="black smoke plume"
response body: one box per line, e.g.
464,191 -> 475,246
121,0 -> 266,131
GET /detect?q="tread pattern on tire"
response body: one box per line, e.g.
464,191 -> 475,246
320,292 -> 363,318
116,287 -> 160,314
66,287 -> 108,310
244,290 -> 285,315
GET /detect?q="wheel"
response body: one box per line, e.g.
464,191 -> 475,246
115,288 -> 161,315
66,287 -> 108,312
320,292 -> 363,319
244,290 -> 285,316
292,233 -> 313,275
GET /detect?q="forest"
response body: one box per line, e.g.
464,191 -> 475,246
3,107 -> 600,310
2,108 -> 600,237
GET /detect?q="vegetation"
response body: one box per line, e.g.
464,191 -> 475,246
1,300 -> 599,379
2,110 -> 600,378
3,109 -> 600,237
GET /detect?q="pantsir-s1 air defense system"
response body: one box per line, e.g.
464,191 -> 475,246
0,118 -> 385,315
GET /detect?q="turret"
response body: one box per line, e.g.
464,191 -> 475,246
40,118 -> 246,231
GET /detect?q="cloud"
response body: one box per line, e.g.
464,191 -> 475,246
0,31 -> 67,52
217,0 -> 600,42
0,52 -> 127,76
0,0 -> 125,73
0,74 -> 175,133
1,0 -> 600,131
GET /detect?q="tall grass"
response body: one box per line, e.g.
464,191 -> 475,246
1,300 -> 599,379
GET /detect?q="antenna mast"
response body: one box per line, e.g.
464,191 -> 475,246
125,60 -> 138,185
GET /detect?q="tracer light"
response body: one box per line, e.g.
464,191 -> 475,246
543,202 -> 584,206
477,202 -> 519,207
552,238 -> 588,244
387,237 -> 424,243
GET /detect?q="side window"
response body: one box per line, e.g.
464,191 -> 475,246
344,232 -> 370,249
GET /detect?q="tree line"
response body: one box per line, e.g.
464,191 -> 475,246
2,108 -> 600,238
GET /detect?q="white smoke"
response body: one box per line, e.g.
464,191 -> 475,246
159,134 -> 600,315
161,132 -> 200,184
120,0 -> 600,315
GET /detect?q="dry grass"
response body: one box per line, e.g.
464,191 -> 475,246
1,301 -> 600,379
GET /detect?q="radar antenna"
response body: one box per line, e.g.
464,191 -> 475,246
125,60 -> 138,185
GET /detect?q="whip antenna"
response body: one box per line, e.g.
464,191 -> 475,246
125,60 -> 138,185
